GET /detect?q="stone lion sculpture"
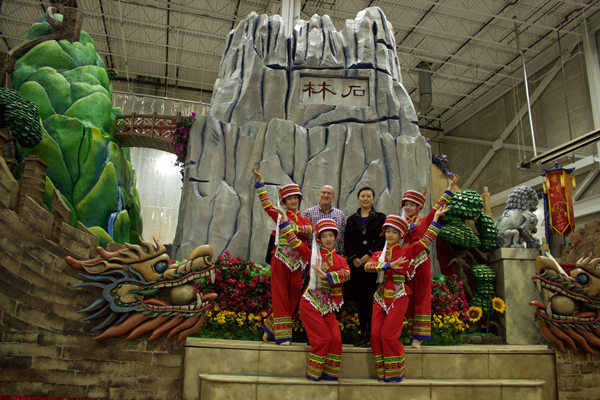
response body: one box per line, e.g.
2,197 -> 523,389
496,186 -> 541,249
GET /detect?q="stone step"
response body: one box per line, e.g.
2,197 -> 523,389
183,338 -> 557,400
198,374 -> 545,400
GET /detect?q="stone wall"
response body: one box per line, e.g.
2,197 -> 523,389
0,152 -> 185,400
555,351 -> 600,400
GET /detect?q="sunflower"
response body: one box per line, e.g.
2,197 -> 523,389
467,306 -> 483,322
492,297 -> 506,313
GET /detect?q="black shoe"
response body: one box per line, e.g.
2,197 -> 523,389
359,339 -> 371,348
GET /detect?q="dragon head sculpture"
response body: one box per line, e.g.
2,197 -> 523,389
66,238 -> 217,343
531,255 -> 600,354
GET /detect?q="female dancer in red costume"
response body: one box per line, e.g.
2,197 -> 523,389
402,175 -> 459,348
253,168 -> 313,345
365,205 -> 449,382
273,211 -> 350,381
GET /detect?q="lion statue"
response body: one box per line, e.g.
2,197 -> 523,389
496,186 -> 540,249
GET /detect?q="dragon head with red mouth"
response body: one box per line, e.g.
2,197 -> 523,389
66,239 -> 217,343
531,254 -> 600,354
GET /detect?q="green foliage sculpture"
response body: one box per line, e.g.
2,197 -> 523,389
469,264 -> 496,315
11,12 -> 142,246
439,189 -> 499,303
0,88 -> 43,147
440,190 -> 498,253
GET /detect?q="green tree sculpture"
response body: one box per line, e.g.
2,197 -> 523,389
439,189 -> 499,296
440,190 -> 498,253
11,12 -> 142,246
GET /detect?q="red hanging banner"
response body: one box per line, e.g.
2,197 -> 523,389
543,168 -> 575,236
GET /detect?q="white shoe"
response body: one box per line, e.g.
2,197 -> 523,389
262,332 -> 269,343
411,339 -> 422,348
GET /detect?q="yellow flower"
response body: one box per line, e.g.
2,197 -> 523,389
467,306 -> 483,322
492,297 -> 506,314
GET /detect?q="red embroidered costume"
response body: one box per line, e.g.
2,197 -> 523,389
281,219 -> 350,381
403,189 -> 454,341
256,182 -> 313,344
365,217 -> 441,382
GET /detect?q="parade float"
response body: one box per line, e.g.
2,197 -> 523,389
0,5 -> 598,400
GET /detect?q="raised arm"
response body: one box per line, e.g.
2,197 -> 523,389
410,207 -> 447,255
421,176 -> 459,226
253,168 -> 279,223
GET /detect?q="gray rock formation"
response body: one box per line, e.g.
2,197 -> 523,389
174,7 -> 432,262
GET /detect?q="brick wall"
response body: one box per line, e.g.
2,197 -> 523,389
555,351 -> 600,400
0,154 -> 185,400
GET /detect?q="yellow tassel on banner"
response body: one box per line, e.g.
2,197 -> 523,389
572,176 -> 576,189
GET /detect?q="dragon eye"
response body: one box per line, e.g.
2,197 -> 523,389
154,260 -> 169,274
576,273 -> 589,285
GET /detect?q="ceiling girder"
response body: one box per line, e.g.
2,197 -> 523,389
462,62 -> 562,188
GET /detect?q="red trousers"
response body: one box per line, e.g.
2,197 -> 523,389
406,259 -> 432,340
370,296 -> 408,382
299,297 -> 342,380
262,259 -> 303,343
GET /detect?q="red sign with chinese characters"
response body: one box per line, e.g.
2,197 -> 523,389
544,169 -> 575,236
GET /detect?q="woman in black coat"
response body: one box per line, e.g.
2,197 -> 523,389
344,187 -> 386,347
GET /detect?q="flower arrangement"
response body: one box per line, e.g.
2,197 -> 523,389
200,307 -> 266,340
337,309 -> 360,344
192,253 -> 507,346
431,312 -> 468,345
433,153 -> 453,176
466,297 -> 505,336
425,137 -> 453,176
431,273 -> 470,319
193,251 -> 271,340
425,273 -> 470,345
169,112 -> 196,177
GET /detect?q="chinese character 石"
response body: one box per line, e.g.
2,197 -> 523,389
342,85 -> 365,98
303,81 -> 337,100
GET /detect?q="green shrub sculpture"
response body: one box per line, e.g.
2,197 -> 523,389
11,12 -> 142,246
0,88 -> 42,147
440,190 -> 498,253
469,264 -> 496,315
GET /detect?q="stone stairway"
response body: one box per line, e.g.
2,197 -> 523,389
183,338 -> 556,400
